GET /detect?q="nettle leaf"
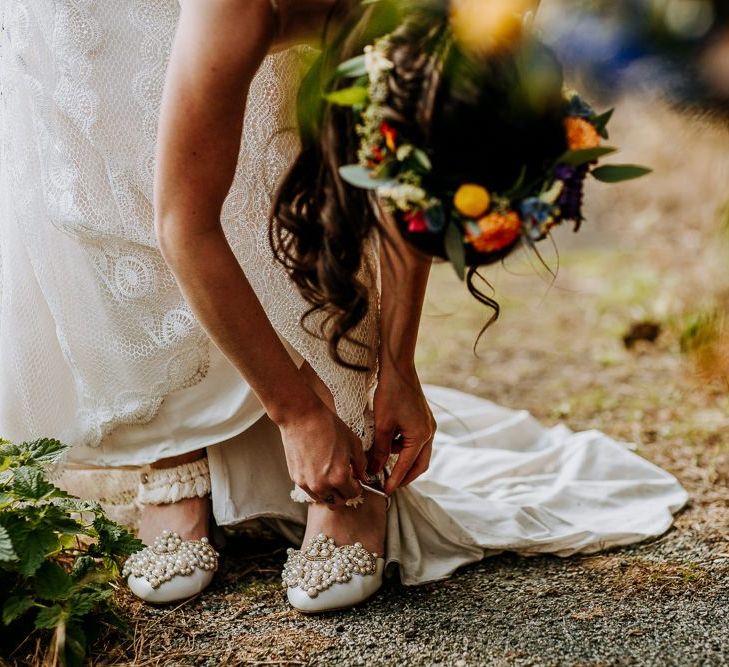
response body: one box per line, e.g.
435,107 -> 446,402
2,595 -> 35,625
93,517 -> 143,558
558,146 -> 617,167
23,438 -> 68,466
71,556 -> 97,580
444,222 -> 466,281
34,603 -> 64,630
338,164 -> 395,190
34,561 -> 74,600
334,54 -> 367,79
12,466 -> 57,500
591,164 -> 652,183
325,85 -> 368,107
0,525 -> 17,562
62,621 -> 88,667
7,519 -> 61,576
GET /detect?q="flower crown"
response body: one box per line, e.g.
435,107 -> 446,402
329,33 -> 650,278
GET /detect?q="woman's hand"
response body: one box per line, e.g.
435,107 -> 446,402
278,398 -> 368,508
370,362 -> 436,495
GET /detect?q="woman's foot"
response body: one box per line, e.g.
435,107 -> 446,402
137,495 -> 210,545
303,491 -> 387,556
283,490 -> 387,613
124,453 -> 218,604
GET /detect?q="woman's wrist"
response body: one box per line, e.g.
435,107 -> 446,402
267,382 -> 325,429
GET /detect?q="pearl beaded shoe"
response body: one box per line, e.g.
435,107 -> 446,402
282,533 -> 385,613
122,530 -> 218,604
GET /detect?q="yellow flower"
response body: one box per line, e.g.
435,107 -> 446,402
565,117 -> 600,150
450,0 -> 532,53
454,184 -> 491,218
467,211 -> 522,253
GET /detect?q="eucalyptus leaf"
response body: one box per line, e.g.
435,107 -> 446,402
339,164 -> 395,190
558,146 -> 617,167
591,164 -> 652,183
412,148 -> 432,171
444,222 -> 466,281
324,85 -> 369,107
592,108 -> 614,139
334,54 -> 367,79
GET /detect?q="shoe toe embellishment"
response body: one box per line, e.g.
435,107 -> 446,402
122,530 -> 218,589
282,533 -> 378,598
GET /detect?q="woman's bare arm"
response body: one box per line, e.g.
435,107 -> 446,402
154,0 -> 365,504
370,220 -> 436,495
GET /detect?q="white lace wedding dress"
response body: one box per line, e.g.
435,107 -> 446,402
0,1 -> 687,585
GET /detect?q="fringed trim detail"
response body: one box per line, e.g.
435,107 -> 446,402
138,458 -> 211,505
290,485 -> 313,504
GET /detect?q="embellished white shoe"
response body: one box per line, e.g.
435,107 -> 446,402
122,530 -> 219,604
282,533 -> 385,613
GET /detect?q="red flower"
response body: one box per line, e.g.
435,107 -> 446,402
369,146 -> 385,166
380,121 -> 397,152
405,210 -> 428,233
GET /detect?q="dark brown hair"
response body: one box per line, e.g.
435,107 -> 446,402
271,1 -> 566,369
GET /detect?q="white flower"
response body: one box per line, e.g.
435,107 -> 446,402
540,180 -> 564,205
377,183 -> 428,210
364,43 -> 393,82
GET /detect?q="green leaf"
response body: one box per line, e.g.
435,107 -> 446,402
591,164 -> 652,183
93,517 -> 143,558
0,525 -> 17,561
12,466 -> 57,500
61,621 -> 88,667
8,520 -> 60,576
71,556 -> 97,580
444,222 -> 466,281
334,54 -> 367,79
324,85 -> 369,107
23,438 -> 69,466
2,595 -> 34,625
592,108 -> 614,138
35,603 -> 64,629
558,146 -> 617,167
35,561 -> 74,600
338,164 -> 395,190
412,148 -> 432,171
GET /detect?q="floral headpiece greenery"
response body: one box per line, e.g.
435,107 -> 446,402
328,28 -> 651,279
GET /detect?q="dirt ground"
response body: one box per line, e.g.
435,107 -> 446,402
11,101 -> 729,666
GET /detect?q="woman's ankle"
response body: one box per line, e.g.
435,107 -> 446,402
137,495 -> 210,545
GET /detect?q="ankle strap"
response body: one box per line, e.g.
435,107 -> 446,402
138,458 -> 211,505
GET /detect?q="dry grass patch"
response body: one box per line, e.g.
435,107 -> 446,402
580,556 -> 713,598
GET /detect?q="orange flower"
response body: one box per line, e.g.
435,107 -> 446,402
565,117 -> 600,150
380,121 -> 397,152
467,211 -> 522,253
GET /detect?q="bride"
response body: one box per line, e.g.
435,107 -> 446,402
0,0 -> 686,614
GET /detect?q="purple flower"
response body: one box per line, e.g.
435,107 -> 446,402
557,165 -> 588,225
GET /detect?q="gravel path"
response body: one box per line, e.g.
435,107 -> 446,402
85,102 -> 729,667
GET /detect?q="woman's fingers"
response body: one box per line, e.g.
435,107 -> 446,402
369,423 -> 395,475
349,439 -> 368,480
383,442 -> 423,495
398,437 -> 433,488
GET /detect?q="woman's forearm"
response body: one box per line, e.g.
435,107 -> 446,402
154,0 -> 319,425
378,222 -> 432,372
158,223 -> 319,425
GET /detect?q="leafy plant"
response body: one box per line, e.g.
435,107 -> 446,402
0,438 -> 142,667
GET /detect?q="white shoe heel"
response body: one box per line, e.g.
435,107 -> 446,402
123,530 -> 218,604
282,533 -> 384,613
